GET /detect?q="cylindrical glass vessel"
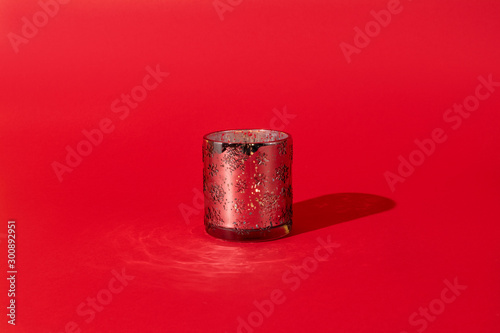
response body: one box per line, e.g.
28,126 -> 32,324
202,129 -> 293,241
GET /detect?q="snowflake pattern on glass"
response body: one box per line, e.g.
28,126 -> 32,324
235,179 -> 247,193
275,165 -> 289,183
256,152 -> 269,166
205,206 -> 224,227
221,146 -> 249,173
259,192 -> 280,217
277,141 -> 287,155
254,173 -> 267,186
232,219 -> 247,228
206,141 -> 214,158
232,197 -> 245,214
209,184 -> 226,204
278,204 -> 293,225
281,184 -> 293,198
233,219 -> 252,235
208,163 -> 219,177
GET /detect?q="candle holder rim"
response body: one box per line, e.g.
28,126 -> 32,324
203,128 -> 292,145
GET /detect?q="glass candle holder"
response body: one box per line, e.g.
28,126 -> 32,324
202,129 -> 293,241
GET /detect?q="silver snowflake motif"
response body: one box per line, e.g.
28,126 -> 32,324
206,141 -> 214,159
279,204 -> 293,225
259,192 -> 280,217
254,173 -> 267,186
281,184 -> 293,198
233,219 -> 252,235
205,207 -> 224,227
222,146 -> 249,173
232,219 -> 247,228
208,163 -> 219,177
232,198 -> 245,214
256,152 -> 269,166
235,179 -> 247,193
209,184 -> 226,204
275,165 -> 289,183
278,141 -> 287,155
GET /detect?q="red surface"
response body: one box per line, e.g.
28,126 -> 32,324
1,0 -> 500,332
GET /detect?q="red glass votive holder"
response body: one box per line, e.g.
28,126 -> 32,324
202,129 -> 293,241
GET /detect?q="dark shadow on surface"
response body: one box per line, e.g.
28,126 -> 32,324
289,193 -> 396,236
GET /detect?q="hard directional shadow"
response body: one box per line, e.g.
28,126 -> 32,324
289,193 -> 396,237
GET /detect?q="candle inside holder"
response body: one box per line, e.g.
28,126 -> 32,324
202,129 -> 293,241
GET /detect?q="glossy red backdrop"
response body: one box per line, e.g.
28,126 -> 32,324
1,0 -> 499,332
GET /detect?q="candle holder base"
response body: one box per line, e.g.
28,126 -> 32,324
205,222 -> 291,242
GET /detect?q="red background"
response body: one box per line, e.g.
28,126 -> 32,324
1,0 -> 500,332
